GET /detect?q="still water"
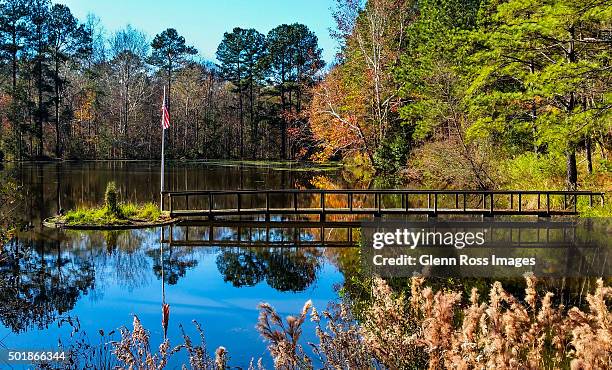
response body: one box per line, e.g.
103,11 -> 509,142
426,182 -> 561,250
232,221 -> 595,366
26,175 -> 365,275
1,161 -> 353,368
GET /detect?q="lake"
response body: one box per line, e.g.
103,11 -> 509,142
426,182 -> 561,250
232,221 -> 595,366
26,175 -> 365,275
0,160 -> 353,368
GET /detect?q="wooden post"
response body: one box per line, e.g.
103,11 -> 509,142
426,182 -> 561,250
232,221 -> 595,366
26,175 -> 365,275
546,193 -> 551,216
237,193 -> 241,211
490,193 -> 494,215
208,193 -> 213,220
510,193 -> 514,210
434,193 -> 438,215
320,192 -> 325,222
518,193 -> 522,212
294,192 -> 298,212
349,192 -> 353,211
265,192 -> 270,222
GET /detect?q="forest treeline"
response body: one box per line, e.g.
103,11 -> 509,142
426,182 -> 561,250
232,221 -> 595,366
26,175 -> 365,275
0,0 -> 610,190
310,0 -> 610,190
0,0 -> 325,161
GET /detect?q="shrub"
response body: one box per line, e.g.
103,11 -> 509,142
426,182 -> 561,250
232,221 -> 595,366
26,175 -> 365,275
104,182 -> 120,216
135,203 -> 161,221
503,153 -> 566,190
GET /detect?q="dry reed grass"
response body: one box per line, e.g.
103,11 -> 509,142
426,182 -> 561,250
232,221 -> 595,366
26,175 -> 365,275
256,275 -> 611,370
39,276 -> 610,369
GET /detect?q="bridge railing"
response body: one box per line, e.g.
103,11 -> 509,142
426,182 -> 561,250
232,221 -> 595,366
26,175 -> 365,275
161,189 -> 605,218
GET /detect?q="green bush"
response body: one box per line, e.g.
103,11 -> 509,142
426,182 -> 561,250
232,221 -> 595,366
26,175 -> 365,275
104,182 -> 120,216
135,203 -> 161,220
503,153 -> 566,190
373,133 -> 411,174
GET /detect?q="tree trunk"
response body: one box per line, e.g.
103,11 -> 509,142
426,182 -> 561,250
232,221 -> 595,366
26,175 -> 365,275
566,149 -> 577,190
586,136 -> 593,174
54,55 -> 61,158
237,61 -> 244,158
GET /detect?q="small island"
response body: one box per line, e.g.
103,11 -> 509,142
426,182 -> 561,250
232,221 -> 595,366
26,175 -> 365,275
44,182 -> 176,229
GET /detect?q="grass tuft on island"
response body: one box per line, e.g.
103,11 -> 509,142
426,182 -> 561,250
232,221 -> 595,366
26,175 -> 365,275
60,202 -> 165,226
45,182 -> 173,229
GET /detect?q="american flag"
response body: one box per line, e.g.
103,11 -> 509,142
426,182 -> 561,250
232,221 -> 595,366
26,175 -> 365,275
161,96 -> 170,130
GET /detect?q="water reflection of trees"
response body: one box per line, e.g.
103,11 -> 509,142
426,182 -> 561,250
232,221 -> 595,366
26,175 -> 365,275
216,247 -> 322,292
0,228 -> 164,334
0,238 -> 95,333
147,247 -> 198,285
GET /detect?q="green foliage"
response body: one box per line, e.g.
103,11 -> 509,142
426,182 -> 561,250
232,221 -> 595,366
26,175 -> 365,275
502,153 -> 566,190
597,159 -> 612,174
578,195 -> 612,217
464,0 -> 611,188
104,181 -> 120,216
132,202 -> 161,221
150,28 -> 197,74
373,131 -> 411,174
61,202 -> 162,226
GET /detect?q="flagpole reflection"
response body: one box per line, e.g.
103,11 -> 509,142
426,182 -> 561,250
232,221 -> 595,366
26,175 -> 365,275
160,226 -> 169,339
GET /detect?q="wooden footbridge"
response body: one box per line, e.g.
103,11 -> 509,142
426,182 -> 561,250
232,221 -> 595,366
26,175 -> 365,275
162,189 -> 604,221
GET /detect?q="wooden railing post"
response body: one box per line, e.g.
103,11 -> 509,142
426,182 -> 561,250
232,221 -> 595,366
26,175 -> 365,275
349,192 -> 353,211
574,194 -> 577,213
320,191 -> 326,222
169,194 -> 173,214
237,193 -> 241,211
294,192 -> 298,212
265,192 -> 270,221
434,193 -> 438,215
490,193 -> 494,215
546,193 -> 551,216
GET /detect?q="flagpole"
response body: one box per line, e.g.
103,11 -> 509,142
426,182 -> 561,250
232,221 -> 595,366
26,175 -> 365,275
160,86 -> 166,212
